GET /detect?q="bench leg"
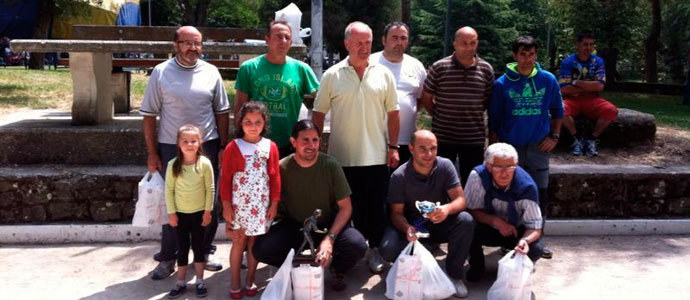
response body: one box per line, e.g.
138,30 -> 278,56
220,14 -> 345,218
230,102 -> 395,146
69,52 -> 113,125
112,71 -> 131,114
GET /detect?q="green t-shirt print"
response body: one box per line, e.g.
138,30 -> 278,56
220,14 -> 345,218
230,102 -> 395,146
235,55 -> 320,148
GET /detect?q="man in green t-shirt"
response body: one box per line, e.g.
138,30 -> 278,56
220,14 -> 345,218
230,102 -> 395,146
234,21 -> 320,157
253,120 -> 367,292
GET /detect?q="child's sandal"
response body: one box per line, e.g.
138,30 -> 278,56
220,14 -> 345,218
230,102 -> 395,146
244,284 -> 258,297
230,288 -> 243,299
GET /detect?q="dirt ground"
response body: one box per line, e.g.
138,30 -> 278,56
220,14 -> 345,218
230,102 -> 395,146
552,126 -> 690,166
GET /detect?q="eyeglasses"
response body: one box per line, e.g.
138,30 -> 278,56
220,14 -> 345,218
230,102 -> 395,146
177,40 -> 202,48
489,164 -> 517,172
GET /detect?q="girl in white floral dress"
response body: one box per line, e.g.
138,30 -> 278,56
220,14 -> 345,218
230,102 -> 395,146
220,101 -> 280,298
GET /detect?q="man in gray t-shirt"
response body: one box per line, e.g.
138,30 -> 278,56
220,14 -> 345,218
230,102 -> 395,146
140,26 -> 230,279
379,130 -> 475,298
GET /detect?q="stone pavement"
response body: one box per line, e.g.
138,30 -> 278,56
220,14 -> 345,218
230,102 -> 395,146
2,235 -> 689,300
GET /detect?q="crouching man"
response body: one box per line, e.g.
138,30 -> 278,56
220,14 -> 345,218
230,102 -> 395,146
464,143 -> 545,282
379,130 -> 475,298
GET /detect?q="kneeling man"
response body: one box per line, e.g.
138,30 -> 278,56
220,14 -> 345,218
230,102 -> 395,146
379,130 -> 474,298
252,120 -> 367,291
464,143 -> 544,282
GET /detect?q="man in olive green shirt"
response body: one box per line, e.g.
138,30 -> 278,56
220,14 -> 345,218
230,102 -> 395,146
253,120 -> 366,292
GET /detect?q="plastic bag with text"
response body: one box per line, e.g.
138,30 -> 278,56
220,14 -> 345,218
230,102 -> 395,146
261,249 -> 295,300
291,264 -> 324,300
385,241 -> 423,300
487,250 -> 534,300
132,171 -> 168,227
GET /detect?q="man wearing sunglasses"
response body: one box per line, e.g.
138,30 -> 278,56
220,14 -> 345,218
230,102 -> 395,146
141,26 -> 230,280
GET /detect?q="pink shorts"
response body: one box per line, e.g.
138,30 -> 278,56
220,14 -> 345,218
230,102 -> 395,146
564,94 -> 618,121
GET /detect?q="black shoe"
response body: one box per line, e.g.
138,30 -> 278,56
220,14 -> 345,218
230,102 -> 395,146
167,285 -> 186,299
151,259 -> 176,280
196,282 -> 208,298
330,273 -> 347,292
542,247 -> 553,259
466,266 -> 484,283
204,253 -> 223,271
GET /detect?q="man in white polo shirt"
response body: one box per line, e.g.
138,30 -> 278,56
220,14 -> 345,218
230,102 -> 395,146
370,21 -> 426,165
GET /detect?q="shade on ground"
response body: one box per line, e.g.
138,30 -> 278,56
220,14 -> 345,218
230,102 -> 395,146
2,235 -> 688,299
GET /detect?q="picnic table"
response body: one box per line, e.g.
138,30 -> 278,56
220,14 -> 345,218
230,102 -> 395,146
10,26 -> 307,125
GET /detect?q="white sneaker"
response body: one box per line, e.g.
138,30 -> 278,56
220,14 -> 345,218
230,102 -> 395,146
367,248 -> 385,274
452,278 -> 469,298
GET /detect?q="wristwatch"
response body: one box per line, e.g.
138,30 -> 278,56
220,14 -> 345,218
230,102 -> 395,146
388,144 -> 400,150
327,232 -> 337,241
549,132 -> 560,140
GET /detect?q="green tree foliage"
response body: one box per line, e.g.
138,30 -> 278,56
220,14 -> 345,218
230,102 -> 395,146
660,0 -> 690,83
206,0 -> 262,28
410,0 -> 519,70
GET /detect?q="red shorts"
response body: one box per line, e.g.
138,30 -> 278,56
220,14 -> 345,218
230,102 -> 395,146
563,94 -> 618,121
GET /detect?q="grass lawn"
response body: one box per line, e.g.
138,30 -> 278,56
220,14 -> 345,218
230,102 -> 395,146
0,66 -> 236,115
0,66 -> 685,130
602,91 -> 690,129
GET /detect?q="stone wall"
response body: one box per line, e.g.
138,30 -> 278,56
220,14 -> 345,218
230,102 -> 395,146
548,164 -> 690,218
0,166 -> 141,223
1,164 -> 688,224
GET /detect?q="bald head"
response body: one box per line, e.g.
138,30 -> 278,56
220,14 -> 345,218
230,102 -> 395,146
344,21 -> 373,66
410,129 -> 436,145
174,26 -> 202,42
454,26 -> 478,41
344,21 -> 372,40
452,26 -> 479,64
409,130 -> 438,172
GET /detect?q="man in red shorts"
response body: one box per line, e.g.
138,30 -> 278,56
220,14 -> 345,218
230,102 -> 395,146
558,30 -> 618,156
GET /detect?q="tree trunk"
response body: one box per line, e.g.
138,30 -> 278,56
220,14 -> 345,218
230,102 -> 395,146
644,0 -> 661,83
194,0 -> 211,27
401,0 -> 410,25
599,47 -> 620,83
28,0 -> 55,69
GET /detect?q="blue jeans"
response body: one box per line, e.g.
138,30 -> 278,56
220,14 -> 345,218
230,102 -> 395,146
155,139 -> 220,261
378,212 -> 475,280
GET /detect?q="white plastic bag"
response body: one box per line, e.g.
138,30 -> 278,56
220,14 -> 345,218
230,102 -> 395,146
132,171 -> 167,227
385,242 -> 423,300
291,264 -> 324,300
386,241 -> 455,300
261,249 -> 295,300
487,250 -> 534,300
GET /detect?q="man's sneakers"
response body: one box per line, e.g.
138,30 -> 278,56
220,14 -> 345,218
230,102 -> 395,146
542,246 -> 554,259
584,138 -> 599,156
167,284 -> 186,299
204,253 -> 223,271
367,248 -> 385,274
571,136 -> 600,156
151,259 -> 176,280
195,282 -> 208,298
452,278 -> 469,298
570,136 -> 584,156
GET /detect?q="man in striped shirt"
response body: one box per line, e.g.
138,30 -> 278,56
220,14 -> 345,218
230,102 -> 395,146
420,26 -> 494,186
464,143 -> 545,282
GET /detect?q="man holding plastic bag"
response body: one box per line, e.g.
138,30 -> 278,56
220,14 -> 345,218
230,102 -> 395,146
380,130 -> 475,298
464,143 -> 545,283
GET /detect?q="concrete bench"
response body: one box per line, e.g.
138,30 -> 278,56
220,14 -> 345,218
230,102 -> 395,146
11,39 -> 306,125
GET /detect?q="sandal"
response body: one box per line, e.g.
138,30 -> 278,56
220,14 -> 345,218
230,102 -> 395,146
230,288 -> 243,299
244,284 -> 258,297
